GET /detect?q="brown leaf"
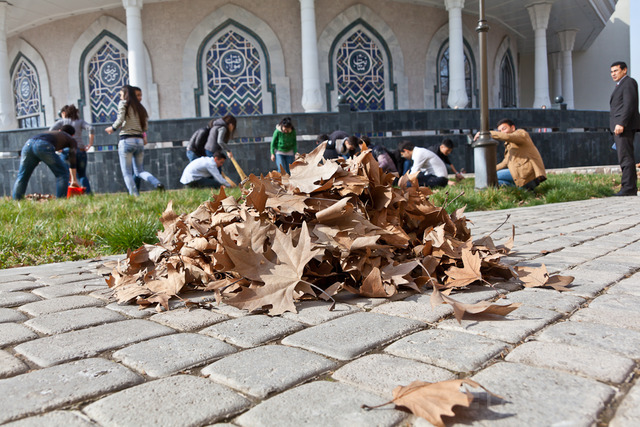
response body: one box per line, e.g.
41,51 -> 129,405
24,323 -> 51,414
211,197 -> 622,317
359,267 -> 396,297
431,286 -> 521,323
515,265 -> 574,291
546,274 -> 574,291
288,142 -> 340,193
445,247 -> 483,288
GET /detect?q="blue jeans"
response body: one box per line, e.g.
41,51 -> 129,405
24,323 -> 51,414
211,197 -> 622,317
118,138 -> 161,196
497,169 -> 516,187
13,138 -> 69,199
275,153 -> 294,175
186,149 -> 200,162
59,148 -> 91,194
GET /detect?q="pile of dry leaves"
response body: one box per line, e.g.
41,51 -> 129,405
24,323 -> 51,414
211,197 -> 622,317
108,142 -> 572,316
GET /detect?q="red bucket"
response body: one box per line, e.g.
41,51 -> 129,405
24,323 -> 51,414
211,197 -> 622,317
67,186 -> 86,198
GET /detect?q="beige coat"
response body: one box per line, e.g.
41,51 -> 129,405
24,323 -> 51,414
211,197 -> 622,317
491,129 -> 546,187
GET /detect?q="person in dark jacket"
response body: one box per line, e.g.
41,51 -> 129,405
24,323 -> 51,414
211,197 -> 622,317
324,130 -> 359,159
185,124 -> 211,162
427,138 -> 464,180
13,125 -> 80,199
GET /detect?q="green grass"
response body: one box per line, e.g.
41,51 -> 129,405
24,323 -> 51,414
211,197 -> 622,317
0,173 -> 623,269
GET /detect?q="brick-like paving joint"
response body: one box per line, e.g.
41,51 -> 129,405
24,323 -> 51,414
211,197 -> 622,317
0,197 -> 639,425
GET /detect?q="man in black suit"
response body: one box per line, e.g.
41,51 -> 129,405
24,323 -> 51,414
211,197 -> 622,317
610,61 -> 640,196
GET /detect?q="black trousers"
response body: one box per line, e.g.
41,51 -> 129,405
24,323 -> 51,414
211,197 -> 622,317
417,173 -> 448,188
615,130 -> 638,194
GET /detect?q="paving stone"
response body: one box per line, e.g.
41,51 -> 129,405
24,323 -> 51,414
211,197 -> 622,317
200,315 -> 304,348
31,272 -> 103,286
14,319 -> 175,367
0,358 -> 142,424
607,275 -> 640,297
385,329 -> 510,373
281,312 -> 423,360
371,293 -> 453,323
0,274 -> 36,284
537,321 -> 640,359
83,375 -> 250,426
113,333 -> 236,378
3,410 -> 95,427
575,260 -> 637,276
333,293 -> 390,309
332,353 -> 455,396
437,305 -> 561,344
0,281 -> 44,292
105,302 -> 157,318
559,267 -> 627,298
0,307 -> 28,323
150,308 -> 228,331
501,288 -> 585,313
18,295 -> 103,317
235,381 -> 407,426
0,323 -> 38,347
571,306 -> 640,331
0,350 -> 29,378
202,345 -> 336,398
0,292 -> 41,308
31,280 -> 107,299
88,287 -> 115,302
282,300 -> 360,325
589,293 -> 640,313
505,341 -> 634,384
610,380 -> 640,427
448,362 -> 615,426
24,307 -> 125,335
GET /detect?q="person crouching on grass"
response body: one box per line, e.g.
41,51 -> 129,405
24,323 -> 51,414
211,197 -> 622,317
12,124 -> 80,200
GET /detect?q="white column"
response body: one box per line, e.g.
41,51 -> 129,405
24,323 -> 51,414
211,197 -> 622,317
557,29 -> 577,109
0,1 -> 17,130
299,0 -> 323,112
122,0 -> 148,108
526,1 -> 553,108
549,52 -> 562,100
630,0 -> 639,80
445,0 -> 468,109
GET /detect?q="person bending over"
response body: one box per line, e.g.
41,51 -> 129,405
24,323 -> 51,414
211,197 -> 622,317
180,150 -> 231,188
427,138 -> 464,180
13,125 -> 79,199
398,140 -> 449,188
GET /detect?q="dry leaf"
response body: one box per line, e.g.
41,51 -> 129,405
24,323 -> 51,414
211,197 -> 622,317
431,286 -> 521,323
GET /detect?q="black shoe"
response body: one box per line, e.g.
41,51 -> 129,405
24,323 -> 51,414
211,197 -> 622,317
156,183 -> 165,191
614,190 -> 637,196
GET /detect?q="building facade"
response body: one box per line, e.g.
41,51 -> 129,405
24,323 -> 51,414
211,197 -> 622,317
0,0 -> 627,131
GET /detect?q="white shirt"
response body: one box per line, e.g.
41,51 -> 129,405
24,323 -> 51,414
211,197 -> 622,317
410,146 -> 448,177
180,157 -> 230,186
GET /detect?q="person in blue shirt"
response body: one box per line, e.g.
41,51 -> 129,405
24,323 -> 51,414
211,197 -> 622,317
180,150 -> 231,188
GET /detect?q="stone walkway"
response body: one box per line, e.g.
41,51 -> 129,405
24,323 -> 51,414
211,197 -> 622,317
1,197 -> 640,426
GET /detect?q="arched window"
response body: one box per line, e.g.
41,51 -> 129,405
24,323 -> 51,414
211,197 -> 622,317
202,27 -> 265,116
436,41 -> 476,108
335,29 -> 385,111
500,52 -> 516,108
12,56 -> 43,128
86,39 -> 129,123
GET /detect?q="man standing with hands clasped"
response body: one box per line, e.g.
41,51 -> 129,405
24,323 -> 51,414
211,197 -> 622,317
610,61 -> 640,196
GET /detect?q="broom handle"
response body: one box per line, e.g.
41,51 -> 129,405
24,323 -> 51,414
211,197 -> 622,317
230,156 -> 247,181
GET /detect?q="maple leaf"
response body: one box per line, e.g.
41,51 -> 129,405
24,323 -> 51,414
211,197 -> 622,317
245,182 -> 267,213
444,247 -> 483,288
288,142 -> 341,193
363,379 -> 499,427
359,267 -> 396,297
430,286 -> 521,323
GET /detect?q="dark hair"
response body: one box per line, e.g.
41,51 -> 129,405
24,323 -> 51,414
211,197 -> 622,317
278,117 -> 295,131
212,150 -> 227,160
122,85 -> 148,130
316,134 -> 330,144
359,136 -> 371,146
398,140 -> 415,152
611,61 -> 628,70
441,138 -> 454,149
372,144 -> 389,158
496,118 -> 515,128
65,104 -> 80,121
346,136 -> 359,149
222,115 -> 237,141
60,124 -> 76,136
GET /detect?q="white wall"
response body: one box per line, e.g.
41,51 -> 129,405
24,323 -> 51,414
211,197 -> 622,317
573,0 -> 629,111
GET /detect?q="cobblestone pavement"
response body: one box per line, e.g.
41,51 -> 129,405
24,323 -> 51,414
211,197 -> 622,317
1,197 -> 640,426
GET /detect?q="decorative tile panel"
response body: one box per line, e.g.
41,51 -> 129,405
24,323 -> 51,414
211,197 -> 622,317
13,59 -> 41,128
88,41 -> 129,123
335,30 -> 385,111
205,30 -> 263,116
